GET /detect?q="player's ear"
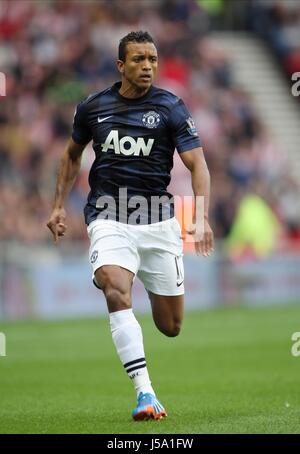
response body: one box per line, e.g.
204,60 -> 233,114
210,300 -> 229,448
117,60 -> 125,75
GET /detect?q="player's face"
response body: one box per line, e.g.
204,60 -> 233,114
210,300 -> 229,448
118,42 -> 158,91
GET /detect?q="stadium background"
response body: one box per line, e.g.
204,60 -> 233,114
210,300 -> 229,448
1,0 -> 300,434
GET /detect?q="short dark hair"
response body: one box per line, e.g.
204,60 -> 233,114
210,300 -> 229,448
118,31 -> 155,61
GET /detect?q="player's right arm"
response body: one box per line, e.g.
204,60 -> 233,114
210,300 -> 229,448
47,138 -> 86,244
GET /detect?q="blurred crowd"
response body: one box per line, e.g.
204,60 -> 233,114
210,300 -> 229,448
246,0 -> 300,79
0,0 -> 299,254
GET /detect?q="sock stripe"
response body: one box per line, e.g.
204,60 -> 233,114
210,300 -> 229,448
123,357 -> 145,369
126,363 -> 147,374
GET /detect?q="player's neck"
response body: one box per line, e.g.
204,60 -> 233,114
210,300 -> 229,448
119,80 -> 151,99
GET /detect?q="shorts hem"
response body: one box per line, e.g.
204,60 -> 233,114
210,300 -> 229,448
144,285 -> 185,296
93,261 -> 137,277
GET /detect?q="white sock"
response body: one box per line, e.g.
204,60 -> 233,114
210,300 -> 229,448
109,308 -> 155,397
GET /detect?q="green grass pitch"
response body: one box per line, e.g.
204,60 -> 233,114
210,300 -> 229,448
1,304 -> 300,434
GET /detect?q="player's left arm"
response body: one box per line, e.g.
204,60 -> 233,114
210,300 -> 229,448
179,147 -> 214,257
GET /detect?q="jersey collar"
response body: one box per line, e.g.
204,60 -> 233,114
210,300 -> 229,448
112,81 -> 154,104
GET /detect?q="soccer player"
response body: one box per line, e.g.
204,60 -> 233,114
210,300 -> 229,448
47,31 -> 214,421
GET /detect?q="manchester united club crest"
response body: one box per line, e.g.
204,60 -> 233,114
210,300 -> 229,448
142,111 -> 160,129
90,250 -> 98,264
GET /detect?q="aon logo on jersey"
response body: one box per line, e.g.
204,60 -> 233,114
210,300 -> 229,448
101,130 -> 154,156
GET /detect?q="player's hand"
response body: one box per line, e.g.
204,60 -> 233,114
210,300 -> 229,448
186,219 -> 214,257
46,207 -> 67,244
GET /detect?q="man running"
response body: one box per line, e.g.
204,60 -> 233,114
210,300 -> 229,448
47,31 -> 213,421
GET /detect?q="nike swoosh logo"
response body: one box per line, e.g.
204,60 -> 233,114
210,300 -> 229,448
176,281 -> 184,287
97,116 -> 112,123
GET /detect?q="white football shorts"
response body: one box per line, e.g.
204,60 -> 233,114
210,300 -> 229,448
87,217 -> 184,296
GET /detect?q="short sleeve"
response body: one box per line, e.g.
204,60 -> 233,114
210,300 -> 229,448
168,99 -> 201,152
71,100 -> 92,145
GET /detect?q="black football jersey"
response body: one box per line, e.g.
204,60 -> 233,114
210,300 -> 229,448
72,82 -> 201,224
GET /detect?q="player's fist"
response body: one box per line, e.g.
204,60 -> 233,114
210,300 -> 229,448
46,207 -> 67,244
186,219 -> 214,257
